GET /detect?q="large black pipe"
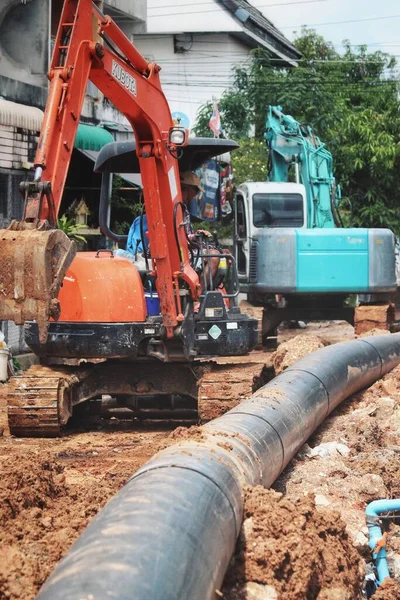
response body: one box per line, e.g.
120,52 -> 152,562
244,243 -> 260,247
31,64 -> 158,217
37,334 -> 400,600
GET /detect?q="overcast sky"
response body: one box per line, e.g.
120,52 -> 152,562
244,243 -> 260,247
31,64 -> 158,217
252,0 -> 400,57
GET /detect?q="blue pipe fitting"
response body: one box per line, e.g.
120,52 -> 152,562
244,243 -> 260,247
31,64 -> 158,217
366,499 -> 400,584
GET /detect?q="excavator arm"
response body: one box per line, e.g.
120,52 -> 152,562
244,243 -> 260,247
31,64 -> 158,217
0,0 -> 199,342
265,105 -> 338,228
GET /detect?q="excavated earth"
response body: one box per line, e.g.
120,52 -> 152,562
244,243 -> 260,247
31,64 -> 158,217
1,321 -> 400,599
222,328 -> 400,600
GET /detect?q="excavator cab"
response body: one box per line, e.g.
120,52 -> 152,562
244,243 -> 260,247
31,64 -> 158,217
94,137 -> 240,295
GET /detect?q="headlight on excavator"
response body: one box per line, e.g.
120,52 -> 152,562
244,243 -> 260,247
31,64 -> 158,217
169,127 -> 187,145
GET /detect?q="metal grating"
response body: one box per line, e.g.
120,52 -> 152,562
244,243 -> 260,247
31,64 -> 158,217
249,242 -> 258,283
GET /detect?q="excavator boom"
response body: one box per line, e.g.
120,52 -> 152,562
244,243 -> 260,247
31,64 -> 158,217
0,0 -> 198,343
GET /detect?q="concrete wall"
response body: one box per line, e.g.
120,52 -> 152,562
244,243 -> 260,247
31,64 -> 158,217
134,33 -> 251,130
106,0 -> 146,22
145,0 -> 242,35
0,0 -> 49,106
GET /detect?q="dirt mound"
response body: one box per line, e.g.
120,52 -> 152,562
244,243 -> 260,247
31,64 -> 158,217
0,448 -> 127,600
222,486 -> 363,600
371,579 -> 400,600
170,425 -> 205,442
351,452 -> 400,498
358,328 -> 391,338
272,335 -> 325,375
0,456 -> 66,525
0,431 -> 168,600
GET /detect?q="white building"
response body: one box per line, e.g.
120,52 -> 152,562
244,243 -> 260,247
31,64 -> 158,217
134,0 -> 301,130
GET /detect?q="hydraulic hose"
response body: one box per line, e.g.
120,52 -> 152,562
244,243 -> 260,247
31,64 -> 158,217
36,334 -> 400,600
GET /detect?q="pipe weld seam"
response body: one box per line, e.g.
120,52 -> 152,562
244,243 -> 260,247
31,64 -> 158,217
283,368 -> 330,414
229,411 -> 285,476
129,464 -> 242,538
357,339 -> 385,377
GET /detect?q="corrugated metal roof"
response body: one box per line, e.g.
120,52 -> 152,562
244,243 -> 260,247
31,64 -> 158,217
0,99 -> 44,131
221,0 -> 301,61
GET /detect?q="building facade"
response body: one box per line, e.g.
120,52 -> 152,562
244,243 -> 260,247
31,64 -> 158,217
134,0 -> 300,130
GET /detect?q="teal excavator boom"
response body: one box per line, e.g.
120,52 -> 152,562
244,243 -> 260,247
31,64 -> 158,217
265,105 -> 339,228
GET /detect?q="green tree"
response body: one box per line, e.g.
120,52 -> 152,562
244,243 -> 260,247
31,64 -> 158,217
194,29 -> 400,233
110,174 -> 142,234
230,138 -> 268,183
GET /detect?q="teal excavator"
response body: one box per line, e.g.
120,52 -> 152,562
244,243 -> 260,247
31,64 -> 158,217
234,105 -> 397,340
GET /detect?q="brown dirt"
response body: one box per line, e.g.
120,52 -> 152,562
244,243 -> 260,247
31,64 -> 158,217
222,486 -> 363,600
170,425 -> 205,442
358,328 -> 391,338
0,321 -> 397,599
197,351 -> 274,420
0,424 -> 175,600
371,579 -> 400,600
272,334 -> 326,375
354,304 -> 395,336
277,320 -> 355,346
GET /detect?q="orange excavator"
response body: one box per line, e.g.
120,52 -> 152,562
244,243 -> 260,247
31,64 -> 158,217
0,0 -> 258,436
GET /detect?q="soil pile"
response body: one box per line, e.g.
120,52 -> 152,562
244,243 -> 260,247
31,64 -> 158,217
272,335 -> 325,375
0,449 -> 126,600
223,486 -> 363,600
0,425 -> 173,600
371,579 -> 400,600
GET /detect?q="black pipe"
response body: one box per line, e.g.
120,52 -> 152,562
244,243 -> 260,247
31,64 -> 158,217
36,334 -> 400,600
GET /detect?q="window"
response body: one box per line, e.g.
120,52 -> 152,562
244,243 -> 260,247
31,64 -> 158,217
253,193 -> 304,228
0,174 -> 8,217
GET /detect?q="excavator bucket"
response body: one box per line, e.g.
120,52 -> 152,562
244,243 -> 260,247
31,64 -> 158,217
0,221 -> 76,344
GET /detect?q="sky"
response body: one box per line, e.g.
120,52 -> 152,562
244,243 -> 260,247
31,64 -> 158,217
251,0 -> 400,57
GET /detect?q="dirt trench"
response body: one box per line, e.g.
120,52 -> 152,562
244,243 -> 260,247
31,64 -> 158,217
0,321 -> 399,599
222,330 -> 400,600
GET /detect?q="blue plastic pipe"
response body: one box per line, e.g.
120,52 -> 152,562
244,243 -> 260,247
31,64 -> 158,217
366,499 -> 400,584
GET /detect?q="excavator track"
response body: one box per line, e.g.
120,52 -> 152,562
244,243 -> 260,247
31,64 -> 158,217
196,352 -> 273,421
5,365 -> 77,437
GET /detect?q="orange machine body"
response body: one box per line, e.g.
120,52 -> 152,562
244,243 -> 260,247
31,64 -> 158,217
57,253 -> 146,322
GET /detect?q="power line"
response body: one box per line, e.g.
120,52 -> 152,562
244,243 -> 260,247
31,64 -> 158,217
280,14 -> 400,29
160,80 -> 400,87
135,36 -> 400,48
148,0 -> 328,12
156,56 -> 399,64
145,6 -> 400,30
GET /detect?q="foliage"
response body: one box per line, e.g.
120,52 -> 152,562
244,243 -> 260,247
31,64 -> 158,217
230,138 -> 268,183
194,29 -> 400,233
192,219 -> 234,241
57,214 -> 87,244
110,174 -> 142,234
193,92 -> 252,140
